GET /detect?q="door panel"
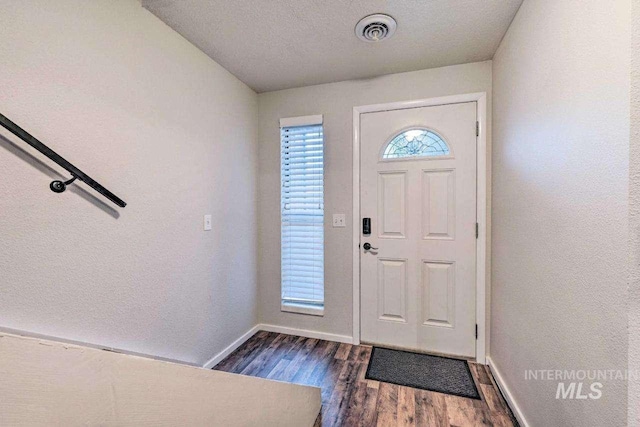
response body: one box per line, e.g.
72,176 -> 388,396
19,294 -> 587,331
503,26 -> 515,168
421,260 -> 455,327
422,169 -> 455,240
377,172 -> 407,239
377,258 -> 408,322
360,102 -> 477,358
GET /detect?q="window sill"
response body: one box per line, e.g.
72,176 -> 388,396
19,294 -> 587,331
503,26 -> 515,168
281,303 -> 324,317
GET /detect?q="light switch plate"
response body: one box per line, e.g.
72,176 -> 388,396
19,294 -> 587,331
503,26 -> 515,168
204,214 -> 212,231
332,214 -> 346,228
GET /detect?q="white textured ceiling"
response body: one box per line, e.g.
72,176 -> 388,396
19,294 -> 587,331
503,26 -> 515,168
142,0 -> 522,93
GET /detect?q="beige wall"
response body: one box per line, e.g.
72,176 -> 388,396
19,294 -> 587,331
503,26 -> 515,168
630,0 -> 640,425
491,0 -> 630,425
257,62 -> 492,339
0,0 -> 258,366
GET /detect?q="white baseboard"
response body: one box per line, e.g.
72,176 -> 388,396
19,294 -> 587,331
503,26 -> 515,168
258,323 -> 353,344
201,324 -> 352,369
486,356 -> 530,427
202,325 -> 261,369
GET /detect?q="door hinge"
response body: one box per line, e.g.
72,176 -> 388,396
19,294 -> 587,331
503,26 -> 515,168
475,223 -> 479,239
475,324 -> 478,339
476,121 -> 480,137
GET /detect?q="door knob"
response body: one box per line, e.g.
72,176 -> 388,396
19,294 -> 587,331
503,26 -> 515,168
363,242 -> 378,251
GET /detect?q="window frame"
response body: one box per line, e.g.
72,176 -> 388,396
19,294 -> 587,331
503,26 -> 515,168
280,115 -> 325,316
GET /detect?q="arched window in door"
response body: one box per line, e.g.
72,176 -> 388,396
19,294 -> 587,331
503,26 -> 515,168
382,128 -> 450,159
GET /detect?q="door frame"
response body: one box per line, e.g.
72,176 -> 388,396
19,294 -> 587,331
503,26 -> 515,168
352,92 -> 489,364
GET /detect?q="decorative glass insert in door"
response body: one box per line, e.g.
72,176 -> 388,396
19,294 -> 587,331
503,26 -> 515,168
382,128 -> 450,159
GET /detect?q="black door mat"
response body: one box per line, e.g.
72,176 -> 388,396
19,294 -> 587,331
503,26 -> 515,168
365,347 -> 480,399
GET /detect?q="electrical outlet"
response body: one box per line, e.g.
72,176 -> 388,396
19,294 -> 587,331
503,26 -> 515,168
332,214 -> 346,228
204,214 -> 212,231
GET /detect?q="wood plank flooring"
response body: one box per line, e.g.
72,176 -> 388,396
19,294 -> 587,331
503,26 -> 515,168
213,331 -> 518,427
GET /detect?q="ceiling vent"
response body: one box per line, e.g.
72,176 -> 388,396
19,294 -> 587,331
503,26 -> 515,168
355,14 -> 397,43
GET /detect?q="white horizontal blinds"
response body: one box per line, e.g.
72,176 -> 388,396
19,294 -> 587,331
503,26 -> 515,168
281,118 -> 324,308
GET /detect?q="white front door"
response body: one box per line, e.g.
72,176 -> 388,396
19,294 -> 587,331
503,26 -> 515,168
359,102 -> 477,358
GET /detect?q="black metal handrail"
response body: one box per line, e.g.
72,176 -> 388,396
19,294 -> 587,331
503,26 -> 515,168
0,113 -> 126,208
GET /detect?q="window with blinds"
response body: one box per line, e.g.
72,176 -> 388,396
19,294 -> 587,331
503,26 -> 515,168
280,116 -> 324,313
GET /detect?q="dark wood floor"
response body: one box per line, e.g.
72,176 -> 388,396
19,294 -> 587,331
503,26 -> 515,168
213,331 -> 518,427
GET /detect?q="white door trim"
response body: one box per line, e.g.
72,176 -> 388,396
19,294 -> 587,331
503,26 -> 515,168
352,92 -> 489,364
